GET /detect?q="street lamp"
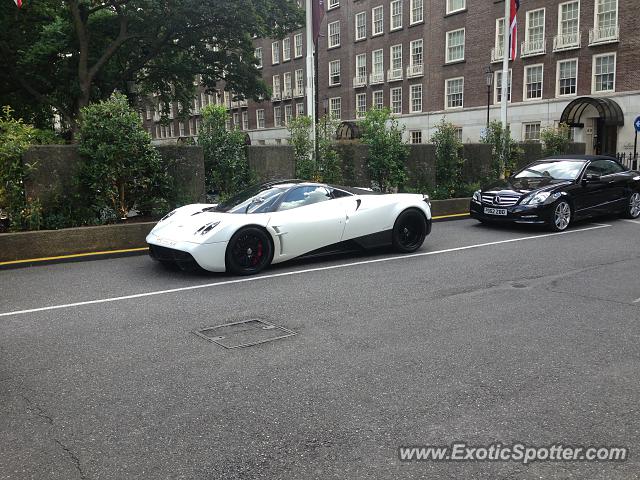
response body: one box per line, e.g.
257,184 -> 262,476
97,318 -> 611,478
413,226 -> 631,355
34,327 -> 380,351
484,65 -> 493,128
322,97 -> 328,117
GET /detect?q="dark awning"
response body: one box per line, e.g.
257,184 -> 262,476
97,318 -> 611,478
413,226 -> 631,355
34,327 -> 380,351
560,97 -> 624,127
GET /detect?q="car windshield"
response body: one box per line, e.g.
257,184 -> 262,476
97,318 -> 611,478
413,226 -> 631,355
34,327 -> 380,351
213,185 -> 288,214
514,160 -> 585,181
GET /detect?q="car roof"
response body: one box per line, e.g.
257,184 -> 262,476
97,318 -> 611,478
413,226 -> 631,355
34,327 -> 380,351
538,155 -> 618,162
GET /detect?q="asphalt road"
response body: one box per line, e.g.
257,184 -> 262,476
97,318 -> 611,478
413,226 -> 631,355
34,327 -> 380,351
1,217 -> 640,479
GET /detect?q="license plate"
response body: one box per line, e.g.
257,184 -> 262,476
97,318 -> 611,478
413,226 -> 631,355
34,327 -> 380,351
156,237 -> 177,247
484,207 -> 507,216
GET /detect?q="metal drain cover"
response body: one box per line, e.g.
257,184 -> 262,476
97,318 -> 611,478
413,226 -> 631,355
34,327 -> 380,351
193,319 -> 296,349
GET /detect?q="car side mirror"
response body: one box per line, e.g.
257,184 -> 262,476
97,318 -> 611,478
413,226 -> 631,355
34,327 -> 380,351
582,173 -> 601,184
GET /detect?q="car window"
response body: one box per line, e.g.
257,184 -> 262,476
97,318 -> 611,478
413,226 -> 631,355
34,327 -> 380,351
514,160 -> 585,180
331,188 -> 353,198
278,186 -> 331,211
586,159 -> 625,176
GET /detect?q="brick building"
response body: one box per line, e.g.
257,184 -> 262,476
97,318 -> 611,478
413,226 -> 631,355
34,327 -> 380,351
144,0 -> 639,156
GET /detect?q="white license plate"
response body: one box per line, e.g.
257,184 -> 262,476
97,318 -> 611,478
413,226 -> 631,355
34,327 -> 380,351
484,207 -> 507,216
156,237 -> 177,247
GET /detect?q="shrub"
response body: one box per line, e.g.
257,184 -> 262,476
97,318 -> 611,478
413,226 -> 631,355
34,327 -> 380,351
198,104 -> 251,200
541,123 -> 571,157
481,121 -> 522,179
78,93 -> 172,222
431,119 -> 464,194
316,115 -> 342,184
358,108 -> 408,192
287,115 -> 315,180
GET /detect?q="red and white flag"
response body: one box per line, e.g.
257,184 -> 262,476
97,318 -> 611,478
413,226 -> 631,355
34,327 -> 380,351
509,0 -> 520,59
14,0 -> 23,7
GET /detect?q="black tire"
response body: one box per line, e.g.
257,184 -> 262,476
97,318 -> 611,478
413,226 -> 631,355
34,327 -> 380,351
622,192 -> 640,219
225,227 -> 273,275
392,208 -> 427,253
548,200 -> 572,232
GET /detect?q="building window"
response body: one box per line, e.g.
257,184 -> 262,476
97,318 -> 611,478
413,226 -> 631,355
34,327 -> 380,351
390,87 -> 402,114
329,60 -> 341,86
257,109 -> 265,129
446,0 -> 465,15
446,29 -> 465,63
494,18 -> 507,60
294,33 -> 303,58
295,69 -> 304,96
274,106 -> 283,127
525,9 -> 546,53
356,93 -> 367,118
233,112 -> 239,129
595,0 -> 618,37
445,77 -> 464,109
242,111 -> 249,130
178,122 -> 185,136
255,47 -> 263,69
410,0 -> 423,24
373,90 -> 384,109
390,44 -> 402,78
328,21 -> 340,48
284,104 -> 293,126
296,103 -> 304,116
328,0 -> 339,9
170,123 -> 175,137
410,131 -> 423,144
410,84 -> 422,113
371,49 -> 384,83
494,69 -> 512,103
145,106 -> 151,120
272,42 -> 280,64
558,1 -> 580,47
593,53 -> 616,92
356,54 -> 367,83
272,75 -> 281,98
557,59 -> 578,96
525,64 -> 544,100
283,72 -> 292,97
282,37 -> 291,61
454,127 -> 463,142
410,39 -> 423,66
524,122 -> 541,141
355,12 -> 367,40
372,6 -> 384,36
391,0 -> 403,30
329,97 -> 341,119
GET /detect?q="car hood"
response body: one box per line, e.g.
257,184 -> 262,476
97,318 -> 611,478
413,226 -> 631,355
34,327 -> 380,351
483,177 -> 572,195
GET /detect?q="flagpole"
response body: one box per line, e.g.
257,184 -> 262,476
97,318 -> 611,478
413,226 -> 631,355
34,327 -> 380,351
305,0 -> 316,164
500,0 -> 511,179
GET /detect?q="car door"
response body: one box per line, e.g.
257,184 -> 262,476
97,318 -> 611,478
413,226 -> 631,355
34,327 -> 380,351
574,160 -> 613,217
598,160 -> 628,212
267,186 -> 346,259
341,194 -> 396,242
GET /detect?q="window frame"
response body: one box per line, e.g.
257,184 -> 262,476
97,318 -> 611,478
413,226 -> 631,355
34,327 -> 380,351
557,1 -> 580,39
594,0 -> 618,30
329,59 -> 341,86
410,84 -> 423,113
445,28 -> 466,63
356,93 -> 367,119
372,90 -> 384,109
446,0 -> 466,15
592,52 -> 616,93
294,33 -> 303,58
524,64 -> 544,101
328,20 -> 341,49
271,41 -> 280,64
355,12 -> 367,41
494,69 -> 512,104
556,58 -> 579,97
255,47 -> 263,68
390,0 -> 403,31
525,8 -> 546,51
256,109 -> 265,129
372,5 -> 384,36
445,77 -> 464,110
410,0 -> 424,25
329,97 -> 342,120
523,122 -> 542,142
390,86 -> 402,114
282,37 -> 291,61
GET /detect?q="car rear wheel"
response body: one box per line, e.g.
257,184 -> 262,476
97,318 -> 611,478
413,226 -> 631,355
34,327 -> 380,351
549,200 -> 572,232
623,192 -> 640,219
225,227 -> 273,275
392,209 -> 427,253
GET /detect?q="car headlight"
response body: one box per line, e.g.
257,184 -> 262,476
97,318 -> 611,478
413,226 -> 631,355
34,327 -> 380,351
160,210 -> 177,222
472,190 -> 482,203
195,221 -> 220,235
521,192 -> 551,205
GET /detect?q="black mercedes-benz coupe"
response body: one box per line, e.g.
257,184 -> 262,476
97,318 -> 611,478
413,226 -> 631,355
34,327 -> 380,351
470,155 -> 640,231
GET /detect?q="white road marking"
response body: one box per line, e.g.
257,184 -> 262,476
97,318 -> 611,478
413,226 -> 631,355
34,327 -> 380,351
634,298 -> 640,304
0,224 -> 611,318
623,219 -> 640,225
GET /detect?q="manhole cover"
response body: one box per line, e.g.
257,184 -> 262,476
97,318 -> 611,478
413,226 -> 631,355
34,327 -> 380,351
193,319 -> 296,349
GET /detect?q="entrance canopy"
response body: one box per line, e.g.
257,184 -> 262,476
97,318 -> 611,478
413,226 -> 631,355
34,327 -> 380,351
560,97 -> 624,127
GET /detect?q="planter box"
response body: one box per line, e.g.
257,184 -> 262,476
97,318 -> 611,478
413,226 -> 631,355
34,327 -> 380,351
0,222 -> 155,262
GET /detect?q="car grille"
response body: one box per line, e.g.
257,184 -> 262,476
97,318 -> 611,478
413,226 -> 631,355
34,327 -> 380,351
481,194 -> 521,206
148,244 -> 197,264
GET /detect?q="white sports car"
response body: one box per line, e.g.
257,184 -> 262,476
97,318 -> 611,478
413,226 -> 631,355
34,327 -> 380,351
147,180 -> 432,275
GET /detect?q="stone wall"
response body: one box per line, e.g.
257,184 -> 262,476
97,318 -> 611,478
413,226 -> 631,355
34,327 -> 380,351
247,145 -> 296,181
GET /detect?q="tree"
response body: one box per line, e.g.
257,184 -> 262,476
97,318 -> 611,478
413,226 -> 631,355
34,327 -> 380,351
358,108 -> 408,192
541,123 -> 571,157
0,0 -> 303,133
431,119 -> 464,198
481,121 -> 522,179
77,92 -> 172,221
287,114 -> 341,182
198,104 -> 251,200
287,115 -> 315,180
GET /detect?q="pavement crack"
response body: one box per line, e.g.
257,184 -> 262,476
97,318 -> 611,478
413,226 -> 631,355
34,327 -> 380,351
19,392 -> 54,425
55,439 -> 88,480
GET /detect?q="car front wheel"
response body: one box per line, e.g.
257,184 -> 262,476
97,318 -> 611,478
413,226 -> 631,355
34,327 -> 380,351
225,227 -> 273,275
392,208 -> 427,253
549,200 -> 572,232
623,192 -> 640,219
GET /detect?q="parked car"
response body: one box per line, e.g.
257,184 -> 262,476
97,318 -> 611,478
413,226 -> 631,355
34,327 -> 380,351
470,155 -> 640,231
147,180 -> 432,274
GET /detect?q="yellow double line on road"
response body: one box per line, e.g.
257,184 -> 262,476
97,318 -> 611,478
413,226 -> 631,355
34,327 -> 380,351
0,213 -> 470,267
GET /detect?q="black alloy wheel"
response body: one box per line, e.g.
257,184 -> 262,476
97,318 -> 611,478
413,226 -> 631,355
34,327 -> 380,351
225,227 -> 273,275
392,209 -> 427,253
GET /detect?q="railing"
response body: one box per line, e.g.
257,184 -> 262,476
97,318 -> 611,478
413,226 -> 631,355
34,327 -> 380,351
282,89 -> 292,100
272,91 -> 281,101
521,39 -> 546,57
616,152 -> 639,171
491,45 -> 505,63
406,64 -> 424,78
353,76 -> 367,88
293,87 -> 304,98
369,72 -> 384,85
553,32 -> 581,51
387,68 -> 403,82
589,25 -> 619,45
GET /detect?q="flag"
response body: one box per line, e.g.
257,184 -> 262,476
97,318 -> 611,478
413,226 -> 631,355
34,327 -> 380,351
312,0 -> 325,45
14,0 -> 23,7
509,0 -> 520,59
